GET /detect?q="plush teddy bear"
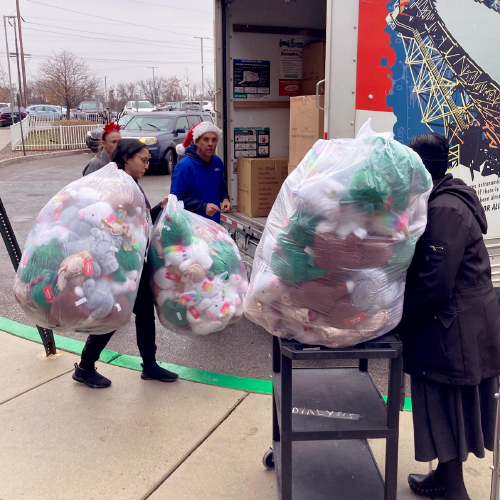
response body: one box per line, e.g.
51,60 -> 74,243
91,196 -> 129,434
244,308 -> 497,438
89,228 -> 122,276
252,267 -> 287,304
56,251 -> 93,291
48,286 -> 90,329
100,183 -> 144,214
292,177 -> 344,220
82,278 -> 114,319
163,300 -> 189,327
313,231 -> 393,276
178,263 -> 207,293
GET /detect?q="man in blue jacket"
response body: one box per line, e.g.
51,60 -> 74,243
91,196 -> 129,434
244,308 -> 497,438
171,122 -> 231,224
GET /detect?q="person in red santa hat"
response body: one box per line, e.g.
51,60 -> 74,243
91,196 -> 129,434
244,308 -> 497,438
83,121 -> 122,176
171,121 -> 231,223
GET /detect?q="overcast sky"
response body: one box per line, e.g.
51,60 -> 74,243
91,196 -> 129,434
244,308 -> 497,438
1,0 -> 214,90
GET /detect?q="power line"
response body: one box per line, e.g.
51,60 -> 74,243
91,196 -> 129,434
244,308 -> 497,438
22,26 -> 213,52
26,0 -> 213,38
25,21 -> 205,50
121,0 -> 211,13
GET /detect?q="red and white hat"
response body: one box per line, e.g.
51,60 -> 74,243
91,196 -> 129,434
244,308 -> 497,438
176,122 -> 222,155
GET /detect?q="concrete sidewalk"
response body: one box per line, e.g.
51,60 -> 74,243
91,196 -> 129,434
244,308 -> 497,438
0,330 -> 493,500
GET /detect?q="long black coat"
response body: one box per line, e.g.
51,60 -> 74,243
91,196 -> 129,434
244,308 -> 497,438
401,174 -> 500,385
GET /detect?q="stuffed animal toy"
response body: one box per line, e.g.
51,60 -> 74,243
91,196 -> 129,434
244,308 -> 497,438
179,263 -> 207,293
164,300 -> 189,327
100,183 -> 144,213
30,270 -> 59,312
82,278 -> 114,319
314,231 -> 393,275
19,240 -> 65,284
147,245 -> 165,272
208,240 -> 240,279
180,238 -> 213,272
48,286 -> 90,328
161,213 -> 192,247
252,267 -> 287,304
89,228 -> 122,276
163,245 -> 189,268
77,202 -> 115,229
56,251 -> 93,291
292,177 -> 344,220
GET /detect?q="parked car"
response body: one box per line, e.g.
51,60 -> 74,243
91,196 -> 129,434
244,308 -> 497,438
0,103 -> 27,127
74,101 -> 105,121
122,100 -> 155,115
85,114 -> 134,152
202,101 -> 214,112
26,104 -> 64,121
120,111 -> 213,174
154,102 -> 176,112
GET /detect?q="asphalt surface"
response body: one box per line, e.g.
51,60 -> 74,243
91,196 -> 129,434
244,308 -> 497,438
0,153 -> 402,394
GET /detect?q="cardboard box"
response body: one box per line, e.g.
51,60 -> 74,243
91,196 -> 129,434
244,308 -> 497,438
288,164 -> 297,175
302,42 -> 326,95
289,95 -> 324,169
237,158 -> 289,217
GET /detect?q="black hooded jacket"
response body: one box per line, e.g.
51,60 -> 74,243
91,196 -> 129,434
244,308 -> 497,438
401,174 -> 500,385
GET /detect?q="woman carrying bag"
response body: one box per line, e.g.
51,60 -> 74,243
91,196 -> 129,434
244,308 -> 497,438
73,138 -> 177,388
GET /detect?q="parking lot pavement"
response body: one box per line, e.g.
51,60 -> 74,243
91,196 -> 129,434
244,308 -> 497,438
0,153 -> 404,396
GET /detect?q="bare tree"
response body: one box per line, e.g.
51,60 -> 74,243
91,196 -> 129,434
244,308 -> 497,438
159,76 -> 183,103
182,68 -> 195,101
38,51 -> 101,118
0,62 -> 10,102
204,78 -> 215,101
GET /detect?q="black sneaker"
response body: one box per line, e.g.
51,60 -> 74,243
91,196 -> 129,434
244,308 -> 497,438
141,362 -> 179,383
72,363 -> 112,389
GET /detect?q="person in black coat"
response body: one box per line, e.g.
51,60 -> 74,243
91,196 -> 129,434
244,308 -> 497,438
72,139 -> 178,388
401,132 -> 500,500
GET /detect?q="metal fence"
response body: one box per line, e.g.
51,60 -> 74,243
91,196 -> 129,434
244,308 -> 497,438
10,116 -> 99,151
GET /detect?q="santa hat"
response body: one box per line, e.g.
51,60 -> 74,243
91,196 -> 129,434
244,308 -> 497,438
176,122 -> 222,156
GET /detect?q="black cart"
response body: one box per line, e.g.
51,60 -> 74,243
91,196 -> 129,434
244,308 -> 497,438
263,333 -> 403,500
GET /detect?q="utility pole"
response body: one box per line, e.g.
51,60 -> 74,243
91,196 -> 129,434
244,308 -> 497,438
148,66 -> 158,105
15,0 -> 28,107
3,16 -> 15,107
11,18 -> 23,109
194,37 -> 209,104
104,76 -> 108,107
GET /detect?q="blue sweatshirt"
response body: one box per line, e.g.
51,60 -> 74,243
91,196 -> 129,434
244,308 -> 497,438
170,144 -> 230,224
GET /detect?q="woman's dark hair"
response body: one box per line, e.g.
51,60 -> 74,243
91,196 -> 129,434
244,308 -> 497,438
408,132 -> 449,180
111,139 -> 147,170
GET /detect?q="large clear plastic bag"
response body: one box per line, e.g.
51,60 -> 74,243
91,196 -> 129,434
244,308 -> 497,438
148,194 -> 248,336
244,121 -> 433,348
13,162 -> 149,334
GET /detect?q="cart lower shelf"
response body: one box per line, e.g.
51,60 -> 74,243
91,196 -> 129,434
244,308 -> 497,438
273,438 -> 385,500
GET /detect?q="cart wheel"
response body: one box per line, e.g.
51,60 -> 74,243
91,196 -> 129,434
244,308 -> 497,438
262,448 -> 274,470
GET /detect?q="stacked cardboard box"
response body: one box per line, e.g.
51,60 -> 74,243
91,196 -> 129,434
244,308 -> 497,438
302,42 -> 326,95
237,158 -> 288,217
288,95 -> 324,175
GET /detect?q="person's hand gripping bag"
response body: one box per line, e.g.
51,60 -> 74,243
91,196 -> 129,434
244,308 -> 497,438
147,194 -> 248,336
13,162 -> 149,334
244,119 -> 433,348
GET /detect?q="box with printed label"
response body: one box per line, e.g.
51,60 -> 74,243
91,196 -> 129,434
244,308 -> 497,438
237,158 -> 288,217
289,95 -> 324,169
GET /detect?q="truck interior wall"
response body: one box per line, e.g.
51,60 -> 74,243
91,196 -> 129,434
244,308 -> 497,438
223,0 -> 327,205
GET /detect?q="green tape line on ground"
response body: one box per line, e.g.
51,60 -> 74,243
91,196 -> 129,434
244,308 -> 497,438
0,315 -> 412,409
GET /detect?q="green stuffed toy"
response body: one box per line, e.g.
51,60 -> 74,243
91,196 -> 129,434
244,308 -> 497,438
147,245 -> 164,272
208,240 -> 240,279
271,234 -> 328,284
348,135 -> 431,212
282,212 -> 320,248
113,245 -> 142,282
161,212 -> 192,247
164,300 -> 189,326
19,240 -> 65,284
30,270 -> 59,311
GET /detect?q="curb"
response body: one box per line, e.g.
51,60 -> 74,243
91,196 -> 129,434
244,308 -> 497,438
0,149 -> 90,169
0,316 -> 413,410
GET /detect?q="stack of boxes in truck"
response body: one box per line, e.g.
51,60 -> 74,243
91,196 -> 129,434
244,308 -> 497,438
236,42 -> 326,217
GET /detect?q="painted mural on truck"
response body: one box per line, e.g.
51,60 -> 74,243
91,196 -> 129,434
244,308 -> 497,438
357,0 -> 500,218
386,0 -> 500,180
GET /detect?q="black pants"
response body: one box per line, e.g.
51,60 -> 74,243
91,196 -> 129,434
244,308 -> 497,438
80,264 -> 157,369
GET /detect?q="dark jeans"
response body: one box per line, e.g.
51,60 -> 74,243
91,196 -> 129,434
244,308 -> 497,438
80,264 -> 157,369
